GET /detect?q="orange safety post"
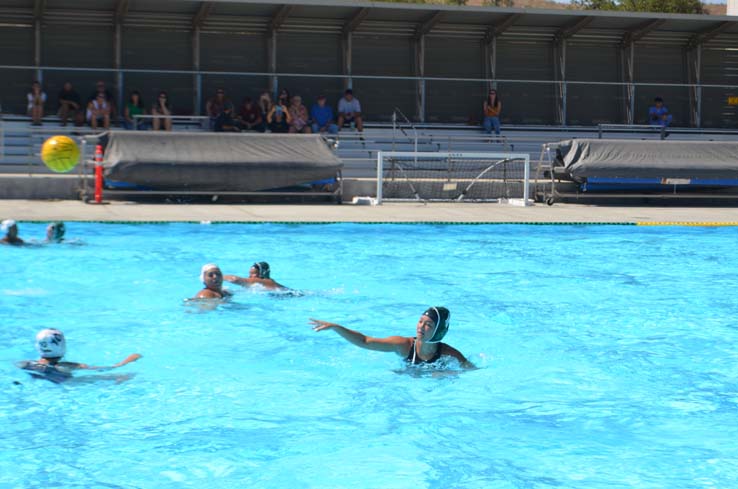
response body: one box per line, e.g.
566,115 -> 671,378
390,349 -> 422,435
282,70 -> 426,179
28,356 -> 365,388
94,144 -> 103,204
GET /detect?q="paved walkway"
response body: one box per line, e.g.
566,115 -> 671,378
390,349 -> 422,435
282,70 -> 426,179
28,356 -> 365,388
1,200 -> 737,224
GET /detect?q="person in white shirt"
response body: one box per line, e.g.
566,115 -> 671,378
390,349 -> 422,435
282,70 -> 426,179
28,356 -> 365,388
336,89 -> 363,132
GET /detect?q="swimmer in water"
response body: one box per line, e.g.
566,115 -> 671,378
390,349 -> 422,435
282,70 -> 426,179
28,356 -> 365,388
16,328 -> 142,383
311,306 -> 475,369
224,261 -> 287,291
45,221 -> 65,243
195,263 -> 233,299
1,219 -> 24,245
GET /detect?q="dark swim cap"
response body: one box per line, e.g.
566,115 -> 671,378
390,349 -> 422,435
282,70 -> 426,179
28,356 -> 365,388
253,261 -> 271,279
48,222 -> 65,241
422,306 -> 450,343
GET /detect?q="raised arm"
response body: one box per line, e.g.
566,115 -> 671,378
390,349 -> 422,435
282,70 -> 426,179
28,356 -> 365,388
224,274 -> 249,285
310,319 -> 410,356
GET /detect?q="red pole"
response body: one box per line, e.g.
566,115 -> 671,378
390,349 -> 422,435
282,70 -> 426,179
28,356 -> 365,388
94,144 -> 103,204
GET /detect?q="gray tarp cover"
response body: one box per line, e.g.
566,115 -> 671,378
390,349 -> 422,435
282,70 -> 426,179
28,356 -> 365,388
560,139 -> 738,179
103,132 -> 342,191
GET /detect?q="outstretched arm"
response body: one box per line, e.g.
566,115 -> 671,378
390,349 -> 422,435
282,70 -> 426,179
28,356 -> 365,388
224,274 -> 250,286
310,319 -> 409,356
59,353 -> 142,371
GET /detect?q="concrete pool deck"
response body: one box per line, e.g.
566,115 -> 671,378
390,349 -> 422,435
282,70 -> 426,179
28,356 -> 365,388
1,199 -> 737,224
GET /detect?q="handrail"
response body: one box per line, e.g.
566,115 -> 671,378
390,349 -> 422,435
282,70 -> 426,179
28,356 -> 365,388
392,107 -> 419,155
597,123 -> 666,140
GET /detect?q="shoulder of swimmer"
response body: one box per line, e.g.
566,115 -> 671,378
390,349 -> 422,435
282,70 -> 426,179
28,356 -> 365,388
196,288 -> 224,299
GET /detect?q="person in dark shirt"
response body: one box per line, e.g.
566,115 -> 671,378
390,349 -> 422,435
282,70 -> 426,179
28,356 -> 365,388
58,82 -> 83,127
214,105 -> 241,132
237,97 -> 265,132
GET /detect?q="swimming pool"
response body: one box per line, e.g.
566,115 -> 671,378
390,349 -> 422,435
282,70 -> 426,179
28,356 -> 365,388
2,222 -> 738,488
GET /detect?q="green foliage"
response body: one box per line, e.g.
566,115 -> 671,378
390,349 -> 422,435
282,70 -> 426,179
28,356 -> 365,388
574,0 -> 705,13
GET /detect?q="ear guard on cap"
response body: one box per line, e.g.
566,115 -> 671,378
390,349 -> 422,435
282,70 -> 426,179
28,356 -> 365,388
253,261 -> 271,279
423,306 -> 450,343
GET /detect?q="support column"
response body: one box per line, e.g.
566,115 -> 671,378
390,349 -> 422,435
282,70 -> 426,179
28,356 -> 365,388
34,18 -> 42,82
620,42 -> 635,125
268,30 -> 278,98
483,36 -> 497,90
193,26 -> 201,115
341,32 -> 353,91
553,38 -> 566,126
115,21 -> 124,115
415,36 -> 426,123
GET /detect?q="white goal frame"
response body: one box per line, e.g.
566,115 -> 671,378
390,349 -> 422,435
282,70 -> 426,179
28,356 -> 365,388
376,151 -> 531,205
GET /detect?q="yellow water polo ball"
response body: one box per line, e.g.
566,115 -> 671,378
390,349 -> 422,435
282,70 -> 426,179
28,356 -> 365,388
41,135 -> 80,173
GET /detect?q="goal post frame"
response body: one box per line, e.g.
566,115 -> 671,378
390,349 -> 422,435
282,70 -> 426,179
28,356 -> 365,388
376,151 -> 531,205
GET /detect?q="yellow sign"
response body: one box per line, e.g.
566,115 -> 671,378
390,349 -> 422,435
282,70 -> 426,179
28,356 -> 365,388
728,96 -> 738,106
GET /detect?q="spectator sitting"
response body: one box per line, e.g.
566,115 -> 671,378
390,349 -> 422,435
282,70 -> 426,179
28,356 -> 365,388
214,105 -> 241,132
649,97 -> 673,127
337,89 -> 363,132
267,103 -> 291,133
237,97 -> 265,132
86,93 -> 111,130
288,95 -> 311,134
206,88 -> 233,130
257,91 -> 273,121
57,82 -> 83,127
27,81 -> 47,126
123,91 -> 147,130
482,88 -> 502,136
310,95 -> 338,134
277,88 -> 291,108
89,80 -> 116,118
151,91 -> 172,131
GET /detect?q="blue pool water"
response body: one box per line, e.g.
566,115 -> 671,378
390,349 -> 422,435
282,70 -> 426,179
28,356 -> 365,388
2,222 -> 738,488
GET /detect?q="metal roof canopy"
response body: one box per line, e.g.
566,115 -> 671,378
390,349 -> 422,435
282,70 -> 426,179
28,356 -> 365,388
1,0 -> 737,45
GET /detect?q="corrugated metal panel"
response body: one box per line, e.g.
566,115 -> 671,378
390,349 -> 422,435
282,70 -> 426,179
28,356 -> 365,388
701,87 -> 738,129
201,15 -> 268,34
42,25 -> 114,68
352,78 -> 415,122
0,7 -> 33,25
634,45 -> 687,84
567,43 -> 619,82
353,35 -> 413,76
42,7 -> 112,27
426,80 -> 486,123
494,80 -> 556,125
122,28 -> 191,70
567,84 -> 623,125
0,68 -> 35,114
277,33 -> 341,74
496,40 -> 553,81
426,38 -> 482,78
0,26 -> 33,65
200,32 -> 267,72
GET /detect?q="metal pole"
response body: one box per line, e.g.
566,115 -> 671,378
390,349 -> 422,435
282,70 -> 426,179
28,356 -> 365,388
376,151 -> 383,204
115,21 -> 123,116
696,45 -> 702,129
193,25 -> 201,115
34,18 -> 42,82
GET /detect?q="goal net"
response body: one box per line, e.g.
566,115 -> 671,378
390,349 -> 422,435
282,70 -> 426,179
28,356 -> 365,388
376,151 -> 531,204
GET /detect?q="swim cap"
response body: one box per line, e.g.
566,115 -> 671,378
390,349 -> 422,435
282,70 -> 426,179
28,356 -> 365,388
252,261 -> 271,279
200,263 -> 220,284
1,219 -> 16,233
35,329 -> 66,359
422,306 -> 450,343
47,222 -> 65,241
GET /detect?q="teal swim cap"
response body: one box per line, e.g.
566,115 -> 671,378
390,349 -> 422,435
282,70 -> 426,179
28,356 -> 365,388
422,306 -> 450,343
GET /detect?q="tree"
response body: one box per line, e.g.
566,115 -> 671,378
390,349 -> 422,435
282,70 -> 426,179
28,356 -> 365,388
574,0 -> 705,13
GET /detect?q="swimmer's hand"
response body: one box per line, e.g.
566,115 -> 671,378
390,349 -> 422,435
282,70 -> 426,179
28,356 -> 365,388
310,318 -> 340,332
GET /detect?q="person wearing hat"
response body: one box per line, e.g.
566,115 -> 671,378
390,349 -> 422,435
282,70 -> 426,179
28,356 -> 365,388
224,261 -> 287,291
195,264 -> 233,299
45,221 -> 66,243
1,219 -> 24,245
16,328 -> 141,383
310,307 -> 474,369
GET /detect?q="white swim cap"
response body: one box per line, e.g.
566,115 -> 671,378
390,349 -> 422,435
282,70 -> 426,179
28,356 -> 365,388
35,328 -> 66,359
200,263 -> 220,284
1,219 -> 16,233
